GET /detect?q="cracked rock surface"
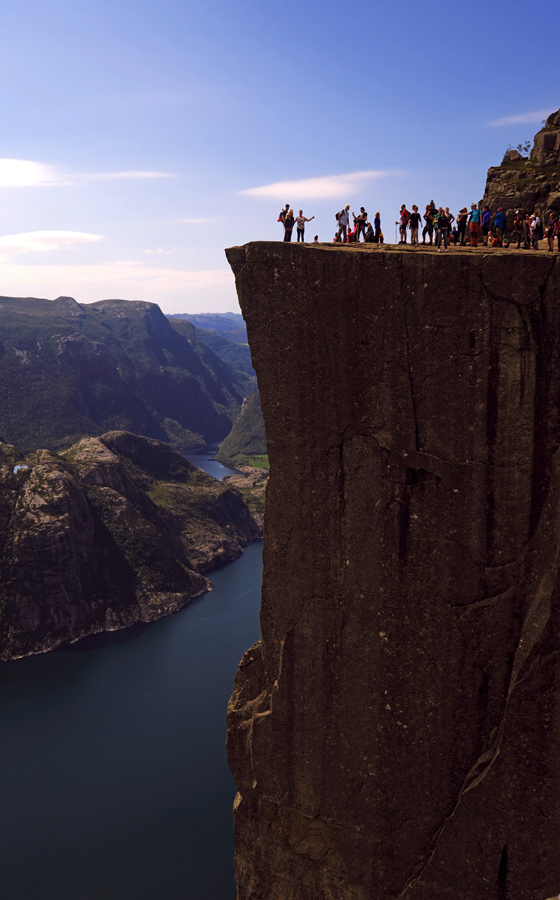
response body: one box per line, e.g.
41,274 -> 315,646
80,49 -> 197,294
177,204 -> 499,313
226,242 -> 560,900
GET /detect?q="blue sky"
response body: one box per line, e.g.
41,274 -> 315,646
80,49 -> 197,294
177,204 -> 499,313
0,0 -> 558,313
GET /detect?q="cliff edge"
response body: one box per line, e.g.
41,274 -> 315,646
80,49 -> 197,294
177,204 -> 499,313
226,241 -> 560,900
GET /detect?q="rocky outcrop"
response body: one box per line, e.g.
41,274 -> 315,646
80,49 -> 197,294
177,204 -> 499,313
222,466 -> 268,530
482,107 -> 560,228
226,241 -> 560,900
0,431 -> 261,660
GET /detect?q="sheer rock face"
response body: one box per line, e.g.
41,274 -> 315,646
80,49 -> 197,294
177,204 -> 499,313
481,106 -> 560,228
226,241 -> 560,900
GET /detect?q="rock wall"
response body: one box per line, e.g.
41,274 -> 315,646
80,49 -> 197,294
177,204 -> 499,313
481,106 -> 560,228
226,241 -> 560,900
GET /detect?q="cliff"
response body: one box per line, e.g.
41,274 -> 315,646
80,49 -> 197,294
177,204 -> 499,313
0,296 -> 254,454
226,241 -> 560,900
481,106 -> 560,228
0,431 -> 261,660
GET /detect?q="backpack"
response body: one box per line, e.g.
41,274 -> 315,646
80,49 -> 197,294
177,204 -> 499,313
536,220 -> 544,239
335,211 -> 342,222
278,209 -> 286,223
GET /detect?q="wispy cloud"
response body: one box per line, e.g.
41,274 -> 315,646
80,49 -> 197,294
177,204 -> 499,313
488,108 -> 556,127
177,217 -> 224,224
0,230 -> 103,258
143,248 -> 177,255
0,260 -> 233,294
238,170 -> 400,200
0,158 -> 173,187
81,170 -> 172,181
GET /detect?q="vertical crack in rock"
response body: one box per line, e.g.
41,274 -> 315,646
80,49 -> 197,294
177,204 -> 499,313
403,295 -> 421,452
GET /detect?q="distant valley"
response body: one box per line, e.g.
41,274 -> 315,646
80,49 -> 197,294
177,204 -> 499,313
0,296 -> 255,454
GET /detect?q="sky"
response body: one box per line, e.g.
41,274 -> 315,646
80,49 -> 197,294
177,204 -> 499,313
0,1 -> 558,314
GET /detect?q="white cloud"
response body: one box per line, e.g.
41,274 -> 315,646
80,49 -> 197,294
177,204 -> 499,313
238,170 -> 399,200
0,158 -> 173,187
488,109 -> 556,127
0,159 -> 68,187
0,230 -> 103,257
143,248 -> 177,255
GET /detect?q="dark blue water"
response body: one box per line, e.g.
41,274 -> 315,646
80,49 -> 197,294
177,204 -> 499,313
0,449 -> 262,900
186,444 -> 238,482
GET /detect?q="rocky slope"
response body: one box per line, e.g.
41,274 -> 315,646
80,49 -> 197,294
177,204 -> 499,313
0,431 -> 261,661
216,391 -> 266,467
481,106 -> 560,228
0,296 -> 255,454
226,241 -> 560,900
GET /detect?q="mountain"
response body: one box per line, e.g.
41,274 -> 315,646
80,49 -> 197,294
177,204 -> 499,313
0,431 -> 261,660
215,391 -> 267,466
168,312 -> 255,376
170,311 -> 247,342
0,296 -> 255,454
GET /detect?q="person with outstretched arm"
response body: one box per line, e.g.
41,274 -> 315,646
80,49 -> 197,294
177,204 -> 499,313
295,210 -> 315,242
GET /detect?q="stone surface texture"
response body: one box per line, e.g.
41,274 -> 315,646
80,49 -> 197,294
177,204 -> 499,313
226,241 -> 560,900
482,107 -> 560,229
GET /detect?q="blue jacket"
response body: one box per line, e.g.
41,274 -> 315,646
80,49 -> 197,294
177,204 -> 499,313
493,211 -> 506,230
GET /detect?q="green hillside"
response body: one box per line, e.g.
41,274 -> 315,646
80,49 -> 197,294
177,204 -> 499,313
216,391 -> 267,467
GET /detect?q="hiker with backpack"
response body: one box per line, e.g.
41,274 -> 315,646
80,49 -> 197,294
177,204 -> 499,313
508,211 -> 524,249
398,205 -> 410,243
492,208 -> 506,247
336,205 -> 351,243
422,205 -> 434,245
283,209 -> 295,242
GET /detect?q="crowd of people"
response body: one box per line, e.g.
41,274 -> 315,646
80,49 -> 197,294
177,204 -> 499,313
277,200 -> 560,251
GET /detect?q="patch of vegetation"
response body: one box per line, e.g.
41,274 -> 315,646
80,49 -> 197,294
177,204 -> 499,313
216,391 -> 266,466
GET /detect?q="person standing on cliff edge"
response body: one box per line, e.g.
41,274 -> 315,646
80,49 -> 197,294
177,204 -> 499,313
283,209 -> 295,242
468,203 -> 481,247
295,210 -> 314,242
337,205 -> 350,242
